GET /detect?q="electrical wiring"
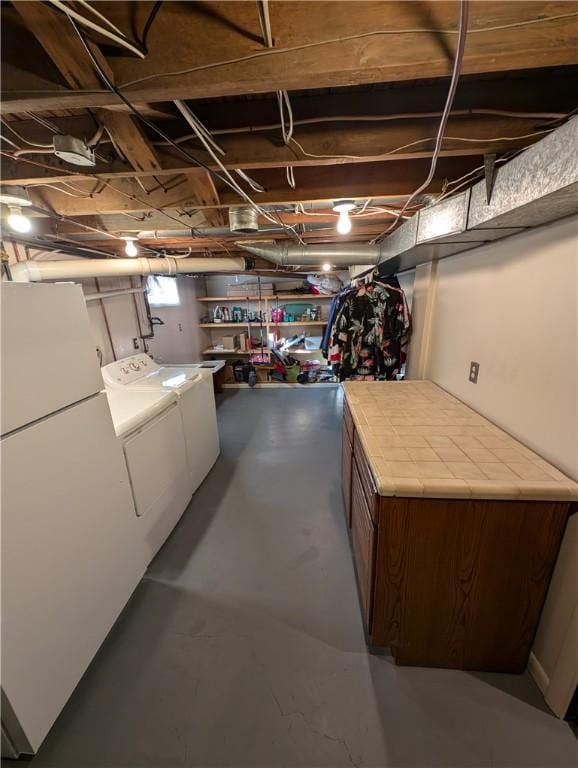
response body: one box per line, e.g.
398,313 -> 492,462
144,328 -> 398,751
174,100 -> 304,243
25,113 -> 63,134
288,129 -> 551,163
182,109 -> 227,157
235,169 -> 266,193
277,90 -> 294,145
286,166 -> 296,190
74,0 -> 128,34
0,118 -> 53,148
137,2 -> 163,54
0,151 -> 202,230
65,12 -> 295,240
296,201 -> 415,221
12,148 -> 55,158
198,109 -> 569,136
435,151 -> 519,203
117,11 -> 578,89
4,12 -> 576,99
32,182 -> 93,198
45,0 -> 146,59
27,203 -> 119,240
371,0 -> 469,244
0,134 -> 20,150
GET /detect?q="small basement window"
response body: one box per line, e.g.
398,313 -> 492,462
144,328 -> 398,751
146,275 -> 180,307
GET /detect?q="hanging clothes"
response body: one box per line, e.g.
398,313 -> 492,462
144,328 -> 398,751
328,279 -> 411,381
321,286 -> 355,358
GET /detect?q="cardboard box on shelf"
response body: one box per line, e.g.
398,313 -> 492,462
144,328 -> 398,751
227,283 -> 274,297
238,332 -> 248,351
222,335 -> 239,350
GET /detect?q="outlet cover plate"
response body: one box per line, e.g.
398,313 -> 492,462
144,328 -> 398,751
469,361 -> 480,384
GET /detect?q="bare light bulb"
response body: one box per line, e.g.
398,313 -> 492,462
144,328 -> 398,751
124,239 -> 138,257
337,210 -> 352,235
321,262 -> 332,272
7,205 -> 31,233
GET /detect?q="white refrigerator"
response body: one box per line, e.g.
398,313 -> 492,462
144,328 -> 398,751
1,282 -> 145,757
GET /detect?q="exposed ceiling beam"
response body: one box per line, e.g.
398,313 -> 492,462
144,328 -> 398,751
95,109 -> 161,174
182,170 -> 225,227
10,0 -> 112,90
12,156 -> 481,216
9,0 -> 225,228
3,2 -> 578,113
0,113 -> 552,186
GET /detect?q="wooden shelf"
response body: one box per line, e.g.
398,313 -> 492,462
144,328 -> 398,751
201,320 -> 326,328
284,348 -> 324,354
197,293 -> 335,302
199,323 -> 261,328
270,321 -> 326,326
197,296 -> 271,302
202,348 -> 271,356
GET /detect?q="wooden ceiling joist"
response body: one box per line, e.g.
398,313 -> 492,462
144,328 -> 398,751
3,1 -> 578,114
95,109 -> 161,174
10,0 -> 225,229
0,113 -> 556,186
16,156 -> 482,217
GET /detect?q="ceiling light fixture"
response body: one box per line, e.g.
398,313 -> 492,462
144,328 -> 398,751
122,235 -> 138,257
321,262 -> 332,272
333,199 -> 355,235
7,205 -> 32,233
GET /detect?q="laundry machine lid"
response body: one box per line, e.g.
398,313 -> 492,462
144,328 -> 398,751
105,388 -> 177,437
102,354 -> 202,392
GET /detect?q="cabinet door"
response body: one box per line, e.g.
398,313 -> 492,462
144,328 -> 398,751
351,462 -> 377,632
341,422 -> 353,527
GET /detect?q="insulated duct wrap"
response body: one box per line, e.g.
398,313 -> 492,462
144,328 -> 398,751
10,257 -> 247,282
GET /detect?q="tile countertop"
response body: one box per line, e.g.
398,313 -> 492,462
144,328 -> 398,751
342,380 -> 578,502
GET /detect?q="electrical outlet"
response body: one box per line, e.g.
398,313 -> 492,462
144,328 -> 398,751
178,323 -> 183,332
469,361 -> 480,384
132,337 -> 140,350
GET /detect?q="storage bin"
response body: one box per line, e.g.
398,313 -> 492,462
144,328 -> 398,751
285,363 -> 300,383
304,336 -> 323,350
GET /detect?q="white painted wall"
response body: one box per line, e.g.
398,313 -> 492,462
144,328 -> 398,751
409,216 -> 578,715
53,275 -> 208,366
146,276 -> 208,363
425,216 -> 578,480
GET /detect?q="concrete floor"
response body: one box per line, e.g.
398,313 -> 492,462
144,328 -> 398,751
15,388 -> 576,768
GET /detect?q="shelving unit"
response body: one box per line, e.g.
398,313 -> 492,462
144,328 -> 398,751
200,321 -> 326,329
197,294 -> 336,302
199,292 -> 332,356
198,290 -> 334,385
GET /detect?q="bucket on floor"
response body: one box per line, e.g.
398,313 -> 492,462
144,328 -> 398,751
285,363 -> 300,383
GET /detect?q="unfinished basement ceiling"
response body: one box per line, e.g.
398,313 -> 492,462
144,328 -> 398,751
1,1 -> 578,265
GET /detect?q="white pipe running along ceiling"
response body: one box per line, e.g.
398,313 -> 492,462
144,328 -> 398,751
9,257 -> 247,282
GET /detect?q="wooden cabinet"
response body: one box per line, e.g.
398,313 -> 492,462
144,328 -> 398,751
341,420 -> 352,527
341,397 -> 570,672
350,462 -> 377,631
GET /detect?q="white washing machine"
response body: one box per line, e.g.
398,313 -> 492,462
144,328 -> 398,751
102,354 -> 220,495
105,388 -> 191,564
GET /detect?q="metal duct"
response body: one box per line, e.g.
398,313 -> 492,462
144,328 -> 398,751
240,116 -> 578,272
239,242 -> 381,266
228,207 -> 259,234
10,256 -> 248,282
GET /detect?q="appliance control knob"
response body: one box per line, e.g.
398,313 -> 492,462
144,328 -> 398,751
129,362 -> 139,371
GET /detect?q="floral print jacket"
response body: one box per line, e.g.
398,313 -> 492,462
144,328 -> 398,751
328,281 -> 411,381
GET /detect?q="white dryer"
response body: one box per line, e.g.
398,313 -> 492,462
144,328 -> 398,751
105,388 -> 191,563
102,354 -> 220,495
